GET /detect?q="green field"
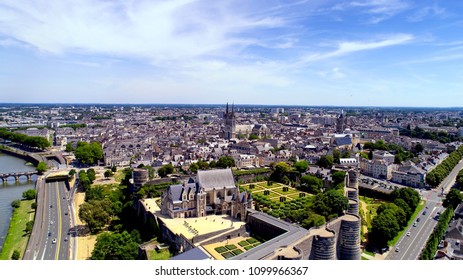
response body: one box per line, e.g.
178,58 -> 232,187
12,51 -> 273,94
0,200 -> 35,260
147,248 -> 171,260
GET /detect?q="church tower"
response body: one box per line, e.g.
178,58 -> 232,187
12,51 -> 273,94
336,110 -> 347,133
223,103 -> 236,140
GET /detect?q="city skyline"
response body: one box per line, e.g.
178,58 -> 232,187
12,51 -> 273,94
1,0 -> 463,106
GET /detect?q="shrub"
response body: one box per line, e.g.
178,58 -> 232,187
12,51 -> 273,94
238,240 -> 250,247
215,247 -> 227,253
222,252 -> 235,259
244,245 -> 254,251
11,200 -> 20,208
225,244 -> 237,250
232,249 -> 243,255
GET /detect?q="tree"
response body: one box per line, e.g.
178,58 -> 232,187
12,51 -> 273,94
79,200 -> 112,234
91,231 -> 139,260
216,156 -> 236,168
25,220 -> 34,234
11,200 -> 20,208
248,134 -> 259,140
86,168 -> 96,183
341,150 -> 351,158
74,141 -> 104,165
331,171 -> 346,187
294,160 -> 309,174
158,163 -> 174,178
368,150 -> 373,160
189,162 -> 199,173
332,150 -> 341,164
316,155 -> 334,169
371,209 -> 400,247
391,188 -> 420,211
36,161 -> 47,174
69,169 -> 76,176
111,166 -> 117,173
300,175 -> 323,194
22,189 -> 36,200
377,203 -> 407,227
65,142 -> 75,152
312,189 -> 348,218
104,170 -> 113,179
270,162 -> 290,182
11,250 -> 20,260
443,188 -> 463,209
301,213 -> 326,229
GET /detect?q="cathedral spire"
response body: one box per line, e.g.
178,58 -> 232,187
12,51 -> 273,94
226,102 -> 229,115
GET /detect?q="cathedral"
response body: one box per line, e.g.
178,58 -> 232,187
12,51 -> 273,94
221,103 -> 270,140
223,102 -> 236,140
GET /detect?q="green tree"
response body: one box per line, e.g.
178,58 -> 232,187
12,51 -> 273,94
301,213 -> 326,229
332,150 -> 341,164
65,142 -> 75,152
341,150 -> 351,158
69,169 -> 76,176
74,141 -> 103,165
270,162 -> 290,182
371,209 -> 400,247
36,161 -> 47,174
91,231 -> 139,260
104,170 -> 113,179
300,175 -> 323,194
25,220 -> 34,234
316,155 -> 334,169
111,166 -> 117,173
22,189 -> 36,200
443,188 -> 463,209
86,168 -> 96,183
158,163 -> 174,177
294,160 -> 309,173
312,189 -> 348,218
79,200 -> 112,234
11,200 -> 20,208
11,250 -> 20,260
248,134 -> 259,140
216,156 -> 236,168
189,162 -> 199,173
331,171 -> 346,187
391,188 -> 420,211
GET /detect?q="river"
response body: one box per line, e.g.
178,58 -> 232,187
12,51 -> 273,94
0,152 -> 37,253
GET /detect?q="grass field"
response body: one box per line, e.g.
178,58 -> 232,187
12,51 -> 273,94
147,249 -> 171,260
0,200 -> 35,260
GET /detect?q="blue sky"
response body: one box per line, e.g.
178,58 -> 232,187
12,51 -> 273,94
1,0 -> 463,106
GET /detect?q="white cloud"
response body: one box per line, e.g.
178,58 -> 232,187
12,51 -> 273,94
299,34 -> 414,63
0,0 -> 289,63
349,0 -> 409,23
408,5 -> 445,22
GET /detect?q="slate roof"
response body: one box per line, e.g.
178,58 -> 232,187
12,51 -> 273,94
334,136 -> 352,146
167,182 -> 198,203
170,247 -> 210,260
197,169 -> 236,191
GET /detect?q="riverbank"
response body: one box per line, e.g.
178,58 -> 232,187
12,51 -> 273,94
0,146 -> 40,166
0,199 -> 35,260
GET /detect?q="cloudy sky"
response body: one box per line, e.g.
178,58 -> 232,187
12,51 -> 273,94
1,0 -> 463,106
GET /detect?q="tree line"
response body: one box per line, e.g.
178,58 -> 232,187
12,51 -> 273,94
0,128 -> 50,150
425,145 -> 463,187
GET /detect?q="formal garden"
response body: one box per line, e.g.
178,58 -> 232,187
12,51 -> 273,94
213,237 -> 261,259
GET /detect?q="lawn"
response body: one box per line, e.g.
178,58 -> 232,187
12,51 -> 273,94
147,249 -> 171,260
0,200 -> 35,260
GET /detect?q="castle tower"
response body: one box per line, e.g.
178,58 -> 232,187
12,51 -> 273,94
223,102 -> 236,140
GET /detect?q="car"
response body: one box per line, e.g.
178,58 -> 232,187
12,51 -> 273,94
423,211 -> 427,215
406,232 -> 411,237
64,212 -> 68,215
48,232 -> 52,237
395,247 -> 400,252
52,238 -> 57,244
417,218 -> 421,222
64,237 -> 68,242
413,222 -> 417,227
50,221 -> 53,225
50,205 -> 53,208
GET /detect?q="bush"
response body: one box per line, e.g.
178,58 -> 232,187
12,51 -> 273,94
232,249 -> 243,255
244,245 -> 254,251
225,244 -> 237,250
238,240 -> 250,247
221,252 -> 235,259
11,250 -> 20,260
215,247 -> 227,253
11,200 -> 20,208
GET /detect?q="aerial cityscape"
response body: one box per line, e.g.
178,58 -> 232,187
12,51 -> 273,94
1,0 -> 463,264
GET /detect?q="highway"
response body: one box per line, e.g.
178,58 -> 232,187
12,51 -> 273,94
24,179 -> 72,260
386,159 -> 463,260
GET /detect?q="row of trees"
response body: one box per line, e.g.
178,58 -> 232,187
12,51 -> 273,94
400,125 -> 461,144
0,128 -> 50,150
369,188 -> 420,248
188,156 -> 236,173
419,207 -> 454,259
426,145 -> 463,187
363,140 -> 417,164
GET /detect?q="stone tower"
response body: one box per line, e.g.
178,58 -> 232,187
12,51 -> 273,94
223,103 -> 236,140
336,110 -> 347,133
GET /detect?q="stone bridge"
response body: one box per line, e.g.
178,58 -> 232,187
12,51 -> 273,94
0,171 -> 38,183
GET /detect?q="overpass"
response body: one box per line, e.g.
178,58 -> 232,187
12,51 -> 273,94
0,171 -> 38,183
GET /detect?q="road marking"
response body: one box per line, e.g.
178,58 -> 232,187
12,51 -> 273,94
55,183 -> 62,260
